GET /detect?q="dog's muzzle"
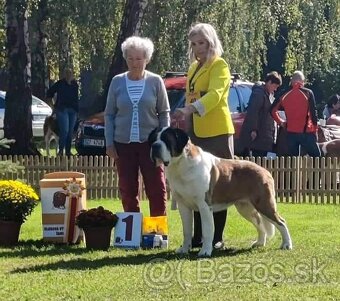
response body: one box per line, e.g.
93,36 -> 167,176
151,142 -> 168,166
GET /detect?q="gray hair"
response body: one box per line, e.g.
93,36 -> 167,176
121,36 -> 154,62
291,70 -> 305,83
188,23 -> 224,63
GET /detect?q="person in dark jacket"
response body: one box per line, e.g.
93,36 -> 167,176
239,71 -> 282,157
46,68 -> 79,156
322,94 -> 340,119
271,70 -> 320,157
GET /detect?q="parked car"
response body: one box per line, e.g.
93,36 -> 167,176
75,112 -> 106,155
75,73 -> 253,156
0,91 -> 53,138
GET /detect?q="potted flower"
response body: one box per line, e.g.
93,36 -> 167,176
75,206 -> 118,250
0,180 -> 39,246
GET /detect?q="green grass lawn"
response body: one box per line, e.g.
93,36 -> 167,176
34,138 -> 78,156
1,200 -> 339,300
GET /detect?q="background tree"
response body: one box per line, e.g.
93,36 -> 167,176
99,0 -> 148,113
0,0 -> 340,151
73,0 -> 121,117
0,0 -> 7,86
29,0 -> 48,100
3,0 -> 38,155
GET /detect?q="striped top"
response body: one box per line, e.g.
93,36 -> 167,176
125,75 -> 145,142
126,76 -> 145,103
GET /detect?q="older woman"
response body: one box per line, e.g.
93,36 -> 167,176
104,36 -> 170,216
172,23 -> 234,249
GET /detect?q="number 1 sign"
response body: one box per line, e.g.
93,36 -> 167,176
113,212 -> 142,248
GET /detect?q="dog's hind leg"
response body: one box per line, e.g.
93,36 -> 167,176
255,199 -> 293,250
234,200 -> 269,247
261,215 -> 275,240
267,214 -> 292,250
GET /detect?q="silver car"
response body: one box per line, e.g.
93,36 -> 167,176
0,90 -> 52,138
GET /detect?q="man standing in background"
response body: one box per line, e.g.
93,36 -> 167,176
271,71 -> 320,157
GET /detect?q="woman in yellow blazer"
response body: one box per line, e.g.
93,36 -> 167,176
173,23 -> 234,250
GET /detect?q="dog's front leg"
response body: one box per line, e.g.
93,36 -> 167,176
176,200 -> 193,255
198,202 -> 214,257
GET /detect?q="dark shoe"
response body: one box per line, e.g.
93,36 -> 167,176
192,239 -> 225,249
193,210 -> 228,249
213,240 -> 225,250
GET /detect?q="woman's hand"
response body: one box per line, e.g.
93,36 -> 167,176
106,145 -> 119,160
280,121 -> 287,128
172,105 -> 196,122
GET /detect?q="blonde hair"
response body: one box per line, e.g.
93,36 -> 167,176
121,36 -> 154,62
188,23 -> 223,63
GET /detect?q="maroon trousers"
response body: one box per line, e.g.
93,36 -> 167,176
115,141 -> 167,216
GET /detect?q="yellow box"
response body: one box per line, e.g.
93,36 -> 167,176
142,216 -> 168,235
40,172 -> 86,243
142,216 -> 168,249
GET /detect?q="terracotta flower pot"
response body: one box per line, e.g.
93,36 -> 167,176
83,226 -> 113,250
0,220 -> 22,247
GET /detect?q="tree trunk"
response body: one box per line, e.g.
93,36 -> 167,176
99,0 -> 148,112
58,18 -> 72,76
3,0 -> 39,155
30,0 -> 49,101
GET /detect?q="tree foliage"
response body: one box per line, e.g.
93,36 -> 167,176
1,0 -> 339,115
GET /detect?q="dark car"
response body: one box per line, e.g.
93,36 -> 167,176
75,113 -> 106,155
75,73 -> 253,156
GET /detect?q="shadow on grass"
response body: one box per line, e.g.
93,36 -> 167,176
8,243 -> 254,274
0,239 -> 90,258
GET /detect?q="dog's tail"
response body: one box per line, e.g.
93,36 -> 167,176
261,215 -> 275,239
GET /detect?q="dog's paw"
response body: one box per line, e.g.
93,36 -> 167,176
176,246 -> 190,254
198,246 -> 212,257
280,241 -> 293,250
251,240 -> 266,248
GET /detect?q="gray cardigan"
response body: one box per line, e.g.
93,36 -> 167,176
104,71 -> 170,146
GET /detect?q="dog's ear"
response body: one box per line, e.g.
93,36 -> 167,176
173,128 -> 189,153
148,127 -> 159,146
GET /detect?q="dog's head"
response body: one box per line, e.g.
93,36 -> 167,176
148,127 -> 189,166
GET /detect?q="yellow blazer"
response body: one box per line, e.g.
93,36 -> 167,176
186,56 -> 235,137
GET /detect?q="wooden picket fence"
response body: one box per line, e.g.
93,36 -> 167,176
0,155 -> 339,204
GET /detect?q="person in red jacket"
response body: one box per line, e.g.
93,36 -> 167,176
271,71 -> 321,157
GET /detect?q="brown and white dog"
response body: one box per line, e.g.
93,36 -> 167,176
149,127 -> 293,257
43,114 -> 59,156
318,139 -> 340,158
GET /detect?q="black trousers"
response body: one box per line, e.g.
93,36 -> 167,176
192,210 -> 227,244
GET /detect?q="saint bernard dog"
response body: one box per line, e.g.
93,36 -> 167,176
149,127 -> 292,257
